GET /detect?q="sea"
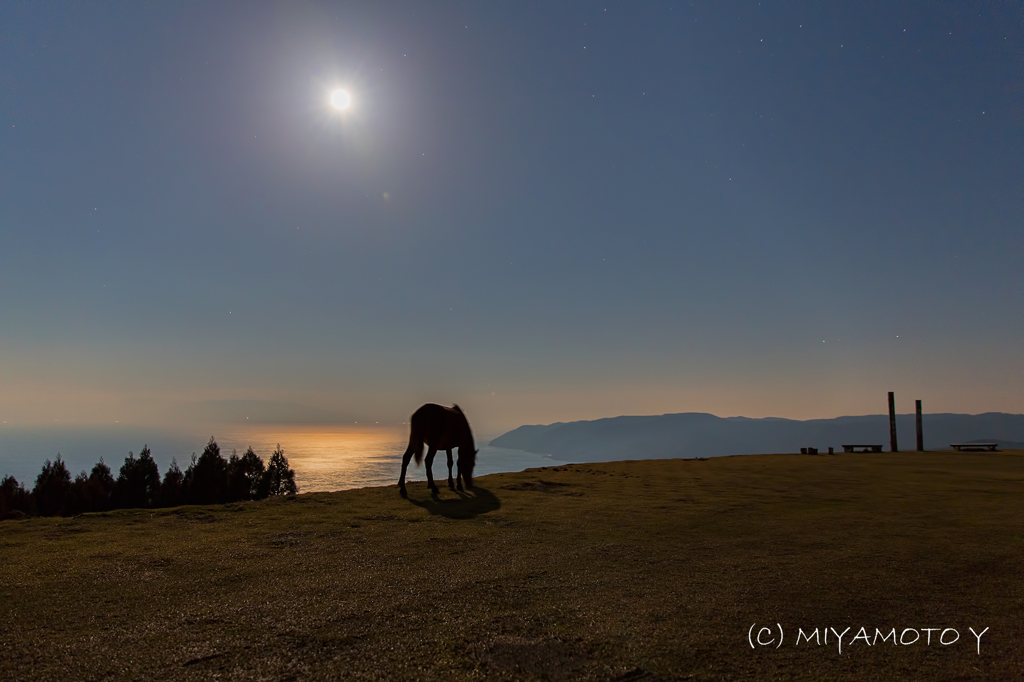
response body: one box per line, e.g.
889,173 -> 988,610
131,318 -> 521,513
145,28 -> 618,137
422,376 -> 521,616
0,423 -> 570,493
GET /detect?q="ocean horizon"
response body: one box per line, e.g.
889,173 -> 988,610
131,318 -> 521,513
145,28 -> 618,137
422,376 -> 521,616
0,423 -> 570,493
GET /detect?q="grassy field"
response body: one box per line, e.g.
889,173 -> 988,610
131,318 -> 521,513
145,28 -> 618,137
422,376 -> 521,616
1,450 -> 1022,681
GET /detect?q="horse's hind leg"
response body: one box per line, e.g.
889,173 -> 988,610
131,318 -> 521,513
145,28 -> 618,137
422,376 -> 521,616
446,449 -> 455,489
399,448 -> 415,498
424,447 -> 439,493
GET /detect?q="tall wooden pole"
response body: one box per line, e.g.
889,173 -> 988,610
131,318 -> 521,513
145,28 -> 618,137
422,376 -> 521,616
916,400 -> 924,451
888,391 -> 898,452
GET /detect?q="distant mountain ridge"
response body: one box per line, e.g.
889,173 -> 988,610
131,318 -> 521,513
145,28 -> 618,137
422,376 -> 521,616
489,412 -> 1024,461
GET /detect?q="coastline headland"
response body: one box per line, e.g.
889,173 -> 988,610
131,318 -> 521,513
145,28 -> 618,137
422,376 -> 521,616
491,411 -> 1024,461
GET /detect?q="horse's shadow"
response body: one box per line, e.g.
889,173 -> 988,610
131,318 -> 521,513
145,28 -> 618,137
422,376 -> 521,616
405,486 -> 501,519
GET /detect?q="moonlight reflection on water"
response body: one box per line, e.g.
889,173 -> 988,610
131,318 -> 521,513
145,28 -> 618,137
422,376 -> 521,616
194,425 -> 569,493
216,425 -> 410,492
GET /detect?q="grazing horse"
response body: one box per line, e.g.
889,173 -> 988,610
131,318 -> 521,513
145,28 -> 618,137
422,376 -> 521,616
398,403 -> 477,497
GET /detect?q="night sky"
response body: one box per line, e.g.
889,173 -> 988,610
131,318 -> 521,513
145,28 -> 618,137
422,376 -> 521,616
2,3 -> 1020,433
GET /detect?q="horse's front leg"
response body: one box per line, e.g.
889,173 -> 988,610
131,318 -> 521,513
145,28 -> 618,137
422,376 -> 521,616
446,449 -> 455,489
424,447 -> 439,494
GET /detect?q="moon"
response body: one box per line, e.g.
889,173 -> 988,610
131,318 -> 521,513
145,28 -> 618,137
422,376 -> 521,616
330,89 -> 352,110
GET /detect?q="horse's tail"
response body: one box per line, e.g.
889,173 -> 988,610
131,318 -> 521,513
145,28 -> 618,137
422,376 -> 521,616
405,421 -> 425,466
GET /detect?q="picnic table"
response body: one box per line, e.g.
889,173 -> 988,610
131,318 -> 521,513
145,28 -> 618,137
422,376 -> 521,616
950,442 -> 999,452
842,444 -> 883,453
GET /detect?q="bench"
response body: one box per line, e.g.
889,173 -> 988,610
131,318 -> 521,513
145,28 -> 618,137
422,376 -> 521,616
842,444 -> 883,453
950,442 -> 999,452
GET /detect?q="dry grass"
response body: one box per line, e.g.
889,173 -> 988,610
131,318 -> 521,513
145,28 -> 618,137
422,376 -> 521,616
1,450 -> 1022,680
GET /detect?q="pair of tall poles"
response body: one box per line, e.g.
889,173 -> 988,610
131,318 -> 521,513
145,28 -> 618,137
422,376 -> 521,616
888,391 -> 924,452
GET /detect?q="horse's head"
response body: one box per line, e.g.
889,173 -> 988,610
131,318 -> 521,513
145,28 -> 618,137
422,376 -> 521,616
458,447 -> 478,489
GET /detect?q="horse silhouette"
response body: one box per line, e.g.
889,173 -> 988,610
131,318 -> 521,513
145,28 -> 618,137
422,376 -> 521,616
398,403 -> 477,497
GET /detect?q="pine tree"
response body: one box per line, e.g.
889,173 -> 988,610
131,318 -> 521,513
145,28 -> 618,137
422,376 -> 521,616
159,458 -> 185,507
263,445 -> 298,496
115,446 -> 161,509
87,459 -> 116,511
186,438 -> 228,505
227,447 -> 266,501
33,455 -> 72,516
1,475 -> 31,519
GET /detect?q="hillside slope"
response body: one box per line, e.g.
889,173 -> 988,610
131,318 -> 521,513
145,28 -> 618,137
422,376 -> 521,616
1,451 -> 1022,680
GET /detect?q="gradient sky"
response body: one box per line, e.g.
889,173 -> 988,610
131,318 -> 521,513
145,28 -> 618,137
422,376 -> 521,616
1,2 -> 1021,434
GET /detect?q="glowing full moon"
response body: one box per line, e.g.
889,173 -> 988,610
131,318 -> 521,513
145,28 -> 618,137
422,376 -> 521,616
330,89 -> 352,110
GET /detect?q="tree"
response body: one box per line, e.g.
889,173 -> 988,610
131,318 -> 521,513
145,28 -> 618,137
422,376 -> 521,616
53,458 -> 116,516
186,438 -> 228,505
263,445 -> 298,496
227,447 -> 266,501
182,452 -> 197,500
137,446 -> 161,506
87,459 -> 116,511
33,454 -> 72,516
159,458 -> 185,508
115,446 -> 161,509
65,471 -> 91,516
0,475 -> 31,519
